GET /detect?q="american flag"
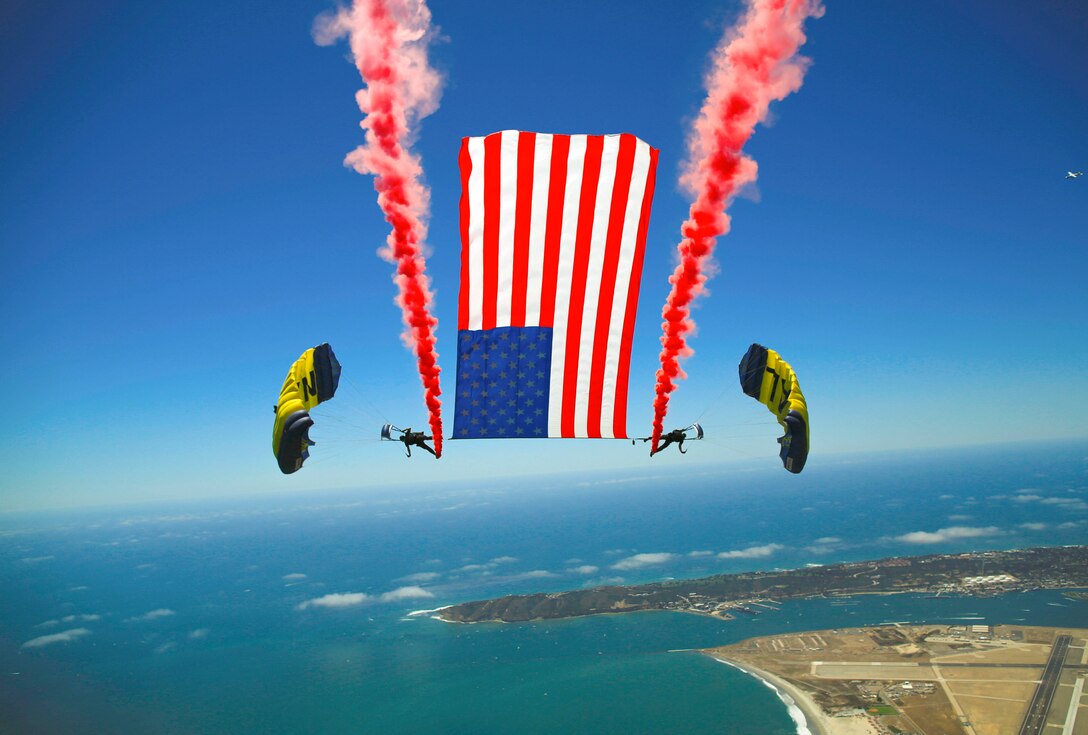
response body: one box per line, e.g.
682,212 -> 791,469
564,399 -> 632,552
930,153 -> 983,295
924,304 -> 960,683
453,131 -> 659,440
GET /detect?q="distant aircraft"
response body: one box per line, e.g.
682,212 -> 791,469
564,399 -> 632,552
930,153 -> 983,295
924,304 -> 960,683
1067,171 -> 1083,179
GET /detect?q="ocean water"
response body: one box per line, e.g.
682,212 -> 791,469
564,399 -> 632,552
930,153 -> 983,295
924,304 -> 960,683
2,441 -> 1086,734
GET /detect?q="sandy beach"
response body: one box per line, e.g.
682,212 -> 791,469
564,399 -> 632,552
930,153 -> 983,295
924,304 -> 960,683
707,655 -> 879,735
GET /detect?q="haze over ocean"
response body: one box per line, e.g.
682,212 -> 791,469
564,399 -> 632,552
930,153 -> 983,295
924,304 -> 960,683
2,441 -> 1085,734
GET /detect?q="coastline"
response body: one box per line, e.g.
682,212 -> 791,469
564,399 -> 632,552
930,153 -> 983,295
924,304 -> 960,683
406,604 -> 453,620
707,655 -> 830,735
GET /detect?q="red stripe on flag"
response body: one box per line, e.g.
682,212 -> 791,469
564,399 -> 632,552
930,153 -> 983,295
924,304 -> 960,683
482,133 -> 502,330
613,145 -> 659,439
510,132 -> 536,328
586,134 -> 637,438
457,138 -> 472,330
538,135 -> 570,328
561,135 -> 604,437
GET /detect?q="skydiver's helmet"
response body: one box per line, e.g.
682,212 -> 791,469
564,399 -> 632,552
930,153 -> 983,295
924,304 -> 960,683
778,411 -> 808,474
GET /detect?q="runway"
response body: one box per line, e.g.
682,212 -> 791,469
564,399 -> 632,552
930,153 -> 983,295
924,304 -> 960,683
1016,634 -> 1071,735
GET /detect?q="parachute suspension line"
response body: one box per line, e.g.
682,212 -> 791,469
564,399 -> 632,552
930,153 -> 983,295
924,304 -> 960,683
314,411 -> 372,435
708,421 -> 773,428
705,433 -> 771,441
342,376 -> 391,425
302,450 -> 344,466
693,378 -> 731,425
700,434 -> 761,460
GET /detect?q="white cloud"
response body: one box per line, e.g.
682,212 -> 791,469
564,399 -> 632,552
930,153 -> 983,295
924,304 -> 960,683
61,614 -> 100,623
296,592 -> 370,610
379,586 -> 435,602
947,514 -> 973,521
154,642 -> 177,654
688,550 -> 714,558
20,555 -> 54,564
611,553 -> 677,570
455,563 -> 488,573
804,539 -> 842,554
282,573 -> 307,581
995,492 -> 1087,511
938,494 -> 955,500
1040,497 -> 1088,510
590,576 -> 626,586
896,526 -> 1002,544
22,628 -> 92,648
125,608 -> 176,622
1019,522 -> 1048,531
517,570 -> 558,579
718,543 -> 784,559
188,628 -> 210,640
396,572 -> 441,583
569,565 -> 599,574
454,556 -> 520,575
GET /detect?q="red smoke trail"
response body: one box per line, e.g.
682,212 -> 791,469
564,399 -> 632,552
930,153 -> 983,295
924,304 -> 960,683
650,0 -> 822,452
315,0 -> 444,456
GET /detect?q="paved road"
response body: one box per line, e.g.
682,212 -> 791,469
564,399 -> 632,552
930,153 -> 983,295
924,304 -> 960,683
1017,634 -> 1071,735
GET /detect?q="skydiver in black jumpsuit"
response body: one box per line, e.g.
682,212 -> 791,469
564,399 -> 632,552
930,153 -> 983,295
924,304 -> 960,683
399,428 -> 437,458
637,428 -> 688,456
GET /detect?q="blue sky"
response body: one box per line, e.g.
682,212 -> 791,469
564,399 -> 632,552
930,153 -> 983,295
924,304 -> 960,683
2,0 -> 1085,511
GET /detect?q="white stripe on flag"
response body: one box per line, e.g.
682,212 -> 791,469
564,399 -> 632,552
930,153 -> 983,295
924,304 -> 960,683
496,131 -> 518,327
598,140 -> 651,438
523,134 -> 552,327
547,135 -> 587,437
466,136 -> 486,331
572,135 -> 620,437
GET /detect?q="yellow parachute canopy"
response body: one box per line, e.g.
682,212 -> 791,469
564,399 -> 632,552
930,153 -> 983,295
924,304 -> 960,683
273,344 -> 341,474
738,343 -> 809,473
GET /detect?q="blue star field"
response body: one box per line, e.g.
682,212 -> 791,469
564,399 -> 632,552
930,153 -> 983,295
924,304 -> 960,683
454,327 -> 553,439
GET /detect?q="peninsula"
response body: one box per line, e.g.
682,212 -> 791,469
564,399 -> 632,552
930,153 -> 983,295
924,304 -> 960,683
436,545 -> 1088,623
